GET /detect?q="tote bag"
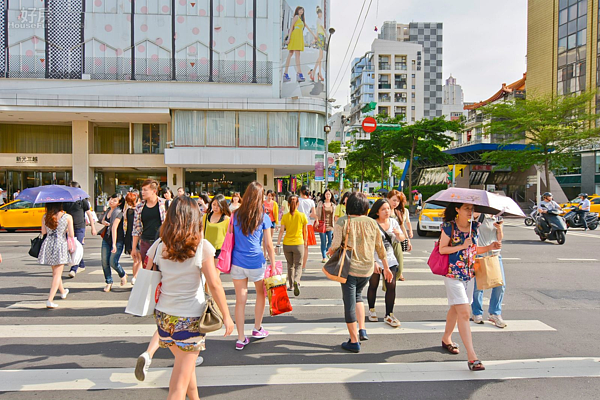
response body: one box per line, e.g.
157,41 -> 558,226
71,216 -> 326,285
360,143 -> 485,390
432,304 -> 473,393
217,218 -> 234,273
474,255 -> 503,290
125,242 -> 162,317
67,240 -> 84,267
427,223 -> 453,276
322,216 -> 352,284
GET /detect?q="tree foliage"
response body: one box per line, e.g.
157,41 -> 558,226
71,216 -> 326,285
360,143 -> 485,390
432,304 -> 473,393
480,91 -> 600,191
328,140 -> 341,154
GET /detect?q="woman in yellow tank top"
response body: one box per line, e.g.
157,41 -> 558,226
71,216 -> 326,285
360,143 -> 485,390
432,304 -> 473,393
283,6 -> 317,83
308,6 -> 326,82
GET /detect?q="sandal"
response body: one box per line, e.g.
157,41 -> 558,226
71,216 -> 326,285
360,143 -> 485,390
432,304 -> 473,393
398,274 -> 405,281
308,69 -> 315,82
441,341 -> 460,354
103,283 -> 112,293
468,360 -> 485,371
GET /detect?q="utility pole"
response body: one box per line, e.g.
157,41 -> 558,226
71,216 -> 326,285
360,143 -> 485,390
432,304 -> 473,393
323,27 -> 335,194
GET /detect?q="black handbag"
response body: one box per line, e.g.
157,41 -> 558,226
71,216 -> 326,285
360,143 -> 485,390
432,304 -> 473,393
29,234 -> 46,258
322,216 -> 352,284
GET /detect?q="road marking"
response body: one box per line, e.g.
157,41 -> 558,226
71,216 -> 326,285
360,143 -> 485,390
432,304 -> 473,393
557,258 -> 598,261
0,320 -> 554,339
1,356 -> 592,392
61,279 -> 445,290
501,258 -> 521,261
0,240 -> 19,243
504,223 -> 600,239
9,297 -> 483,310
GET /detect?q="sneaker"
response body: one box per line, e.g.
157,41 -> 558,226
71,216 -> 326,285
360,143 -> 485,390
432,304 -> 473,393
489,314 -> 507,328
471,314 -> 484,324
68,271 -> 76,278
131,277 -> 136,285
368,308 -> 378,322
321,258 -> 327,263
60,289 -> 69,300
297,73 -> 305,82
283,73 -> 291,82
135,352 -> 151,381
384,313 -> 401,328
293,282 -> 300,297
78,266 -> 85,272
236,337 -> 250,350
195,356 -> 204,366
46,301 -> 58,309
252,327 -> 269,339
341,340 -> 361,353
358,329 -> 369,341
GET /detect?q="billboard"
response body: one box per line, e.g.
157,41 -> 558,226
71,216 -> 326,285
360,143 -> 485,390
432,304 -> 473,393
315,154 -> 325,182
281,0 -> 330,99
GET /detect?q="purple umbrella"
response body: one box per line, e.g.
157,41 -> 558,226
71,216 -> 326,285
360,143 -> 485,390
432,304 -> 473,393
18,185 -> 90,204
426,188 -> 526,217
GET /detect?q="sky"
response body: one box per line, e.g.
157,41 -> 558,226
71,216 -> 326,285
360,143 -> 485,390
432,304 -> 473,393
328,0 -> 527,108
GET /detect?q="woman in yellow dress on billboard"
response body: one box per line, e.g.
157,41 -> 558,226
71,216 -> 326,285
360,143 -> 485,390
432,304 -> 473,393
308,6 -> 326,82
283,6 -> 317,83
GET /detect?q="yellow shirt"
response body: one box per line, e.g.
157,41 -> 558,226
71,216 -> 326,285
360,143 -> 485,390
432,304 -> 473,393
281,211 -> 308,246
334,204 -> 346,218
202,214 -> 229,250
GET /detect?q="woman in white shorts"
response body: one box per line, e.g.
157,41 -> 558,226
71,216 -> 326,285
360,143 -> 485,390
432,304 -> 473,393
230,181 -> 277,350
438,202 -> 501,371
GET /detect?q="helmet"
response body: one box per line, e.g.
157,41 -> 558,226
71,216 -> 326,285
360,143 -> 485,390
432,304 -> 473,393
579,193 -> 588,198
542,192 -> 552,199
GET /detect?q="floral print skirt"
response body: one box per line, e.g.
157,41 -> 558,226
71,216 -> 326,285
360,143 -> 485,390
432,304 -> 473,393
154,309 -> 206,352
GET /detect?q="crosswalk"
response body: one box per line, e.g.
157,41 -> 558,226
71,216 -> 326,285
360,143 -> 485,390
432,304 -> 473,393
1,233 -> 596,397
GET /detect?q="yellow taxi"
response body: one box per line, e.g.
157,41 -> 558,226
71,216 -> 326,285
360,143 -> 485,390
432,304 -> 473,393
417,202 -> 445,236
559,194 -> 599,213
0,200 -> 45,232
190,195 -> 232,205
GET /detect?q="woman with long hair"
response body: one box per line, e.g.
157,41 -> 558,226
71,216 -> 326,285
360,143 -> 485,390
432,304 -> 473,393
308,6 -> 326,82
387,190 -> 412,281
316,189 -> 335,263
202,194 -> 231,266
147,196 -> 233,399
276,194 -> 308,296
197,192 -> 211,214
297,185 -> 317,270
231,181 -> 277,350
100,194 -> 127,292
438,202 -> 500,371
229,192 -> 242,212
334,192 -> 350,223
163,187 -> 174,210
124,190 -> 141,284
327,193 -> 392,353
366,199 -> 404,327
38,202 -> 75,309
283,6 -> 317,83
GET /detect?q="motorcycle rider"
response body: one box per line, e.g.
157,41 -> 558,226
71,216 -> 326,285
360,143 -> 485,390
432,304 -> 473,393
538,192 -> 563,227
576,193 -> 591,231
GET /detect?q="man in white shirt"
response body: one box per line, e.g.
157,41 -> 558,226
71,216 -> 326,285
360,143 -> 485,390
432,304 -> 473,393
0,188 -> 7,204
577,193 -> 591,230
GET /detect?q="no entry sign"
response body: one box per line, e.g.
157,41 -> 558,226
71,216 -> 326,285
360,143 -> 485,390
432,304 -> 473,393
362,117 -> 377,133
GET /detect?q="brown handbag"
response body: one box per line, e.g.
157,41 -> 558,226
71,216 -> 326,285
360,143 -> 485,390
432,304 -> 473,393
199,296 -> 224,333
322,215 -> 352,283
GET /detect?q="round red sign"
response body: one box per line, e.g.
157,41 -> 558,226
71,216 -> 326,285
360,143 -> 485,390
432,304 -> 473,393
362,117 -> 377,133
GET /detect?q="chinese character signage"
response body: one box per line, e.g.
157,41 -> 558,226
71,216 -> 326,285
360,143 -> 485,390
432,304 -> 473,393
315,153 -> 324,182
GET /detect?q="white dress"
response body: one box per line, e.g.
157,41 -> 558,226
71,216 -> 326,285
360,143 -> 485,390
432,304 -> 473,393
38,213 -> 70,266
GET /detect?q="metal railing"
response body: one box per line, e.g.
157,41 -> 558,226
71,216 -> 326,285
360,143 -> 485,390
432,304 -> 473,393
2,56 -> 273,84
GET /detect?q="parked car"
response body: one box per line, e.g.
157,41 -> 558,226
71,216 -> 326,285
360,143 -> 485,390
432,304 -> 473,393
0,200 -> 45,232
417,203 -> 445,236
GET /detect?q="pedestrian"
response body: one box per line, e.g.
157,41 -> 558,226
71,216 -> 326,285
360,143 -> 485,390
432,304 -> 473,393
316,189 -> 335,263
471,213 -> 506,328
276,194 -> 308,296
263,190 -> 280,260
327,192 -> 392,353
231,181 -> 276,350
100,194 -> 127,292
387,190 -> 412,280
177,187 -> 186,197
63,181 -> 97,278
131,179 -> 166,268
366,199 -> 404,327
202,194 -> 231,265
576,193 -> 591,230
145,196 -> 234,399
124,190 -> 141,284
197,192 -> 211,215
38,202 -> 75,309
438,202 -> 501,371
163,187 -> 174,210
298,185 -> 317,270
334,192 -> 350,223
229,192 -> 242,212
0,187 -> 7,204
13,189 -> 20,201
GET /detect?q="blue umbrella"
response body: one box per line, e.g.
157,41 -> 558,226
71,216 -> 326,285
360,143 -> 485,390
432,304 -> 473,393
18,185 -> 90,204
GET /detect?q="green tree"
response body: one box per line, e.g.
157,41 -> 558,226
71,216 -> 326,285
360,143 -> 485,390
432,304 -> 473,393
480,91 -> 600,191
345,144 -> 380,191
383,116 -> 460,204
328,141 -> 341,154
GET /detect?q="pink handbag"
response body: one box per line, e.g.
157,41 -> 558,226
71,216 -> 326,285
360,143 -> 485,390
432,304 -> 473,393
216,218 -> 234,273
427,223 -> 453,276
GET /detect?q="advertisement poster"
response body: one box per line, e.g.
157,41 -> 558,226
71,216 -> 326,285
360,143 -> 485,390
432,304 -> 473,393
281,0 -> 330,99
291,177 -> 297,192
315,154 -> 325,182
327,166 -> 336,182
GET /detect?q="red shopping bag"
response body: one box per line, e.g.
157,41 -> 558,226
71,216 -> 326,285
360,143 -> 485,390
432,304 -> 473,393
267,285 -> 293,316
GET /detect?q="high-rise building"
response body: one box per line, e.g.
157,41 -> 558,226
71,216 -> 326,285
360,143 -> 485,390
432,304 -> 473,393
527,0 -> 600,196
379,21 -> 444,119
442,75 -> 466,121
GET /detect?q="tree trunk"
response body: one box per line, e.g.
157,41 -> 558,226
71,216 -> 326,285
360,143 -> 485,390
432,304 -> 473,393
381,152 -> 385,189
544,154 -> 551,193
408,137 -> 416,205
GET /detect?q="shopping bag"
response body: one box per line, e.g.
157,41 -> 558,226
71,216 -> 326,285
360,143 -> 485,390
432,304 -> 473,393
264,274 -> 292,316
474,255 -> 503,290
68,240 -> 84,267
217,218 -> 234,273
263,261 -> 283,297
125,267 -> 162,316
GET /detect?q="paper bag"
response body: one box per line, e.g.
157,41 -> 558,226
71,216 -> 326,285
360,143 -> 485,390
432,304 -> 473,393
474,255 -> 503,290
125,268 -> 162,317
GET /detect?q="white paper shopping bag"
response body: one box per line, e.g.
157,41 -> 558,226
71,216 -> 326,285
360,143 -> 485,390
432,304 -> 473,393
125,268 -> 161,317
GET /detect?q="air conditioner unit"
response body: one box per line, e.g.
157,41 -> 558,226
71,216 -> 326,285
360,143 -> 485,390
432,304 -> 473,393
82,74 -> 91,80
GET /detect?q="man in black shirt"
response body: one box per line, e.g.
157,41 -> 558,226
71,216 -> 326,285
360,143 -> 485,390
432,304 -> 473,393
131,179 -> 166,265
64,181 -> 98,278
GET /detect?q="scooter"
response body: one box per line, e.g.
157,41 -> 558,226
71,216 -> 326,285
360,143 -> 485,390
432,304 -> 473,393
563,206 -> 599,230
534,209 -> 568,245
524,200 -> 538,226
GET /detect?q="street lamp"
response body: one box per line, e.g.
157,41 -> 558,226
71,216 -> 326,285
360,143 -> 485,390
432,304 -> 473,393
324,27 -> 335,193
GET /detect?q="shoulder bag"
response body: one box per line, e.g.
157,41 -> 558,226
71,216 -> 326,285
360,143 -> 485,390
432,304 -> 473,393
427,222 -> 453,276
29,234 -> 46,258
322,216 -> 352,284
216,217 -> 234,273
314,203 -> 327,234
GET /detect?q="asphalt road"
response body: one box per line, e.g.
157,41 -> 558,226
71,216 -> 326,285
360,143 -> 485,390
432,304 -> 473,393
0,218 -> 599,399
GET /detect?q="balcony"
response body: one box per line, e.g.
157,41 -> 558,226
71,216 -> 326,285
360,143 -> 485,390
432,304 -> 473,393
2,56 -> 273,84
378,63 -> 390,70
394,96 -> 407,103
378,94 -> 391,103
378,82 -> 391,89
395,83 -> 407,90
395,63 -> 408,70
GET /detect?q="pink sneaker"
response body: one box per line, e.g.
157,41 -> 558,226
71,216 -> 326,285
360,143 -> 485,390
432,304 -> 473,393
235,337 -> 249,350
252,327 -> 269,339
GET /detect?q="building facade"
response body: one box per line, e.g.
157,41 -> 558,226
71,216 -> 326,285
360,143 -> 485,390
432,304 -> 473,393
442,74 -> 466,121
379,21 -> 444,119
0,0 -> 330,210
527,0 -> 600,195
349,39 -> 424,125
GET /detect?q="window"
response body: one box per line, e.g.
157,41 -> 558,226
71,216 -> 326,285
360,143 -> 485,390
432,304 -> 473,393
0,124 -> 72,153
133,124 -> 166,153
268,112 -> 298,147
174,111 -> 206,146
239,112 -> 268,147
378,75 -> 390,89
207,112 -> 236,146
94,127 -> 128,154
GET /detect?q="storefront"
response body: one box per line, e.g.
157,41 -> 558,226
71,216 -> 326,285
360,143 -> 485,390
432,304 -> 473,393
0,168 -> 72,201
185,171 -> 258,196
93,169 -> 167,212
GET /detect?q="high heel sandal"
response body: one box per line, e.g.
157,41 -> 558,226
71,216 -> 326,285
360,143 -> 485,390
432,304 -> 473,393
103,283 -> 113,293
308,69 -> 315,82
318,73 -> 324,82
